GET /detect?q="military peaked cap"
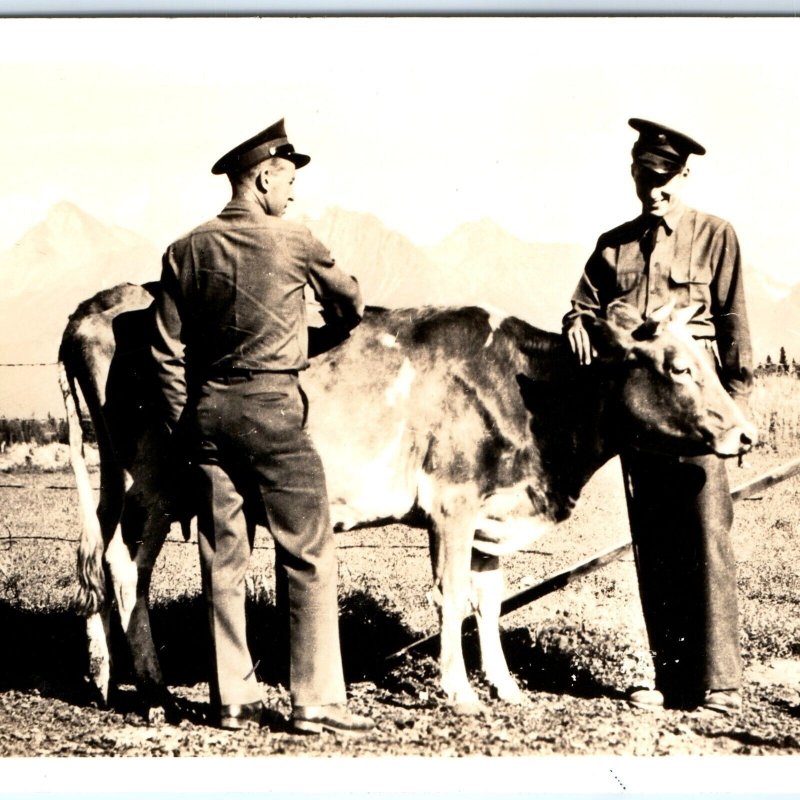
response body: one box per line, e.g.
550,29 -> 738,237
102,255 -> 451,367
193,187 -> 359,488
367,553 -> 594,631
211,118 -> 311,175
629,118 -> 706,175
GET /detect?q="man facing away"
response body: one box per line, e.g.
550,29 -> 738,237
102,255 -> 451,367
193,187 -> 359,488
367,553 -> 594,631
563,118 -> 754,715
151,118 -> 374,735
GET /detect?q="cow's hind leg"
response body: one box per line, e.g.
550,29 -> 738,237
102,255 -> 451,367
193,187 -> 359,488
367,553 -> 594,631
85,607 -> 112,705
429,492 -> 484,715
470,553 -> 525,704
77,475 -> 122,706
62,363 -> 117,707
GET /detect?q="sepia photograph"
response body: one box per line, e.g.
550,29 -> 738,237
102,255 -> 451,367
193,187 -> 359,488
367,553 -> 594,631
0,14 -> 798,790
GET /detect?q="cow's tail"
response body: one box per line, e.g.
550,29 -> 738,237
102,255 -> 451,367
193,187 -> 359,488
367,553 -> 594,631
58,360 -> 106,615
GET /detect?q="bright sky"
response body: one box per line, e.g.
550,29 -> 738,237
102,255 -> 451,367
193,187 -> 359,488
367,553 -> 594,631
0,17 -> 799,285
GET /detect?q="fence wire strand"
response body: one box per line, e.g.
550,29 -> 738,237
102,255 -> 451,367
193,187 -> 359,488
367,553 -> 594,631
0,362 -> 58,368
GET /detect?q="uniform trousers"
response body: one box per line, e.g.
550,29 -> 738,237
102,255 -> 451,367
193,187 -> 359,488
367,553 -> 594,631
191,371 -> 347,709
621,448 -> 742,707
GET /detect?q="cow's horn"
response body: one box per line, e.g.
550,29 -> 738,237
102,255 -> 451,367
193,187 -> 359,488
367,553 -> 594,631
671,303 -> 705,328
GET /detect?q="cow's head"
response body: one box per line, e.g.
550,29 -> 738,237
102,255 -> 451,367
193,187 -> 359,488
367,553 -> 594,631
584,300 -> 757,458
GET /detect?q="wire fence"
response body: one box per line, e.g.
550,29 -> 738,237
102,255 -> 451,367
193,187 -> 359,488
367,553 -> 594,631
0,362 -> 58,368
0,533 -> 430,551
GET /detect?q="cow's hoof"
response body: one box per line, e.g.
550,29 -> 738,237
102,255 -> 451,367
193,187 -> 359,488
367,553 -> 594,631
146,705 -> 167,726
83,676 -> 109,709
452,699 -> 486,716
447,691 -> 486,716
491,681 -> 526,705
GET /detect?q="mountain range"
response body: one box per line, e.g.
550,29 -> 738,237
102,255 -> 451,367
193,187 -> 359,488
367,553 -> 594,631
0,201 -> 797,416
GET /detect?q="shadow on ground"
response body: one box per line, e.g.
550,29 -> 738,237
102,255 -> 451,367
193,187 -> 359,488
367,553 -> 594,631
378,620 -> 624,705
0,601 -> 88,704
499,626 -> 625,700
0,595 -> 622,714
0,590 -> 416,704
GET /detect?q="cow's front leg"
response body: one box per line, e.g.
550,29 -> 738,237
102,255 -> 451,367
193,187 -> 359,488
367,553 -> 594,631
470,553 -> 524,704
429,493 -> 483,715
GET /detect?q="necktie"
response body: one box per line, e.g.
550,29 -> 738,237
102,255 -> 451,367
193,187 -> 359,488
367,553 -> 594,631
642,218 -> 662,260
642,219 -> 663,315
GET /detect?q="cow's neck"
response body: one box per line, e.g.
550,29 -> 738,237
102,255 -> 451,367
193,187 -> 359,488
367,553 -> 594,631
520,336 -> 623,523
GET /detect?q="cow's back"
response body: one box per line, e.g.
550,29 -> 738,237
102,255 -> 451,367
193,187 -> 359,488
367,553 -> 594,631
60,291 -> 562,531
303,306 -> 557,530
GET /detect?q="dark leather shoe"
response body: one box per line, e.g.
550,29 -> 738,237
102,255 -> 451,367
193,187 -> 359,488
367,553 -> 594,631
291,703 -> 375,735
702,689 -> 742,716
217,701 -> 266,730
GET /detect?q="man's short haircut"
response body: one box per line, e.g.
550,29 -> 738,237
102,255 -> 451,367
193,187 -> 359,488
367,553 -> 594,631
228,156 -> 293,189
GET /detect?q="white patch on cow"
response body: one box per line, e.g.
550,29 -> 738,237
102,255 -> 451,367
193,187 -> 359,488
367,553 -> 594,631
378,332 -> 399,349
472,485 -> 553,557
473,517 -> 552,557
329,419 -> 416,528
385,357 -> 416,407
666,319 -> 707,355
104,531 -> 138,631
85,612 -> 111,700
478,303 -> 510,329
478,303 -> 509,348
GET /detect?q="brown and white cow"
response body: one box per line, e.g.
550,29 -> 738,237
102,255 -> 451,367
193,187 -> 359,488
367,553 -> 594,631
58,282 -> 756,718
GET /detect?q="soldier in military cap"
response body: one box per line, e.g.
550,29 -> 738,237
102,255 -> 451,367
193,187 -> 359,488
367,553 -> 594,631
151,118 -> 374,734
564,118 -> 754,715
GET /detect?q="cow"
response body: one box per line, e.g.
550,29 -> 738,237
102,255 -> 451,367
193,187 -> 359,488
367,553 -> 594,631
58,281 -> 756,720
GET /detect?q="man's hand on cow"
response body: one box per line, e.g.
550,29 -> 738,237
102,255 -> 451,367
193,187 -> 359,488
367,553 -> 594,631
728,392 -> 756,469
566,319 -> 596,366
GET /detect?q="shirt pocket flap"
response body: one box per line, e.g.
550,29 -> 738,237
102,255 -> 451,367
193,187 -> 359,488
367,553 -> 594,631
670,260 -> 712,285
616,269 -> 641,292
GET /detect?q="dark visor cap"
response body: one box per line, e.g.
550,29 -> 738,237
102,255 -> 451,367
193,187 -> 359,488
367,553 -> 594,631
211,118 -> 311,175
629,118 -> 706,175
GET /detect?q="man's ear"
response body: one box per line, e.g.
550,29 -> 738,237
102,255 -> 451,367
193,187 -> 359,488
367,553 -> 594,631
255,168 -> 269,194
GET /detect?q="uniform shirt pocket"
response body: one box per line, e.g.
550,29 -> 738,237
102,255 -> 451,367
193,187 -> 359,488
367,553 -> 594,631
669,261 -> 712,307
615,268 -> 642,297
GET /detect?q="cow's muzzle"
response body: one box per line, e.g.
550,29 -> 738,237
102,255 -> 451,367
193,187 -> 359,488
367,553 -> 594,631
714,420 -> 758,458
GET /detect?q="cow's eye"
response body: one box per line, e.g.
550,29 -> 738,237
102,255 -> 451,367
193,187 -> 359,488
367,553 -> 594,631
668,361 -> 692,379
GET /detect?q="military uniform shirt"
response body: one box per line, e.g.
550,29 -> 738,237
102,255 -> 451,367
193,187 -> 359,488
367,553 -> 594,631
564,201 -> 753,398
152,197 -> 362,426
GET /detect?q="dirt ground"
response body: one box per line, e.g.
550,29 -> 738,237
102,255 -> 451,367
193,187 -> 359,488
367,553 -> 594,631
0,450 -> 799,765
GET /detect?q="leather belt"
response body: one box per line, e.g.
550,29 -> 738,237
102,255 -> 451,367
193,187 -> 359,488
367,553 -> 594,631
209,368 -> 299,384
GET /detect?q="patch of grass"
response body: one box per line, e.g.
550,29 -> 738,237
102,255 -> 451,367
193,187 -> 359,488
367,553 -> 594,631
749,374 -> 800,454
502,620 -> 651,698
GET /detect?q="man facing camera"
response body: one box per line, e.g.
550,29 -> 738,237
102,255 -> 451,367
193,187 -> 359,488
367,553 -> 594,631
564,118 -> 754,715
